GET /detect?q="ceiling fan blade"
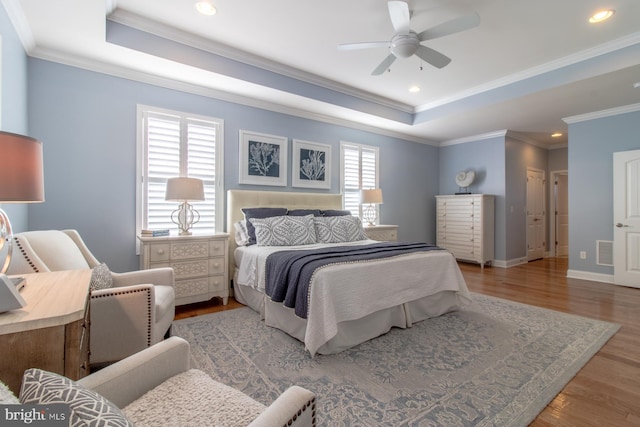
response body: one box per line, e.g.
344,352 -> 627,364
388,1 -> 411,35
415,45 -> 451,69
417,12 -> 480,41
372,53 -> 397,75
338,41 -> 390,51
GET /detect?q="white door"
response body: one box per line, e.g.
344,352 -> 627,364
613,149 -> 640,288
527,168 -> 545,261
556,173 -> 569,256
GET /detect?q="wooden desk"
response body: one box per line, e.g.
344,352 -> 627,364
0,270 -> 91,394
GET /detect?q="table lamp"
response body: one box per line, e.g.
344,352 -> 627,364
165,177 -> 205,235
360,188 -> 383,226
0,131 -> 45,311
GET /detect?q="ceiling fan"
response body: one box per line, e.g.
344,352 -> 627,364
338,1 -> 480,75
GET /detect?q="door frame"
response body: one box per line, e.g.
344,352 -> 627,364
549,169 -> 568,257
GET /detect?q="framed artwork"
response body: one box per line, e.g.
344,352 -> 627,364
292,139 -> 331,189
239,130 -> 288,186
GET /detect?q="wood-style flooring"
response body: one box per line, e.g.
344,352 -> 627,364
174,257 -> 640,426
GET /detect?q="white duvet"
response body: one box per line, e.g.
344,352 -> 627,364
235,241 -> 471,355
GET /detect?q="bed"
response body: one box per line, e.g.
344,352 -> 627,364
227,189 -> 471,356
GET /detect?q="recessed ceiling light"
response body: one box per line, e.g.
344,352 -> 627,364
589,9 -> 615,23
195,1 -> 217,16
409,86 -> 421,93
551,132 -> 563,138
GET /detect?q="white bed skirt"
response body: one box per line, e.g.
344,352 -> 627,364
233,277 -> 463,355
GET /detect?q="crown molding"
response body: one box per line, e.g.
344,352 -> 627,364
107,9 -> 414,115
563,102 -> 640,124
1,0 -> 35,52
439,130 -> 507,147
28,46 -> 436,147
416,32 -> 640,114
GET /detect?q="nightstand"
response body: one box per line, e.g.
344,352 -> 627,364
0,270 -> 91,394
364,224 -> 399,242
138,233 -> 229,306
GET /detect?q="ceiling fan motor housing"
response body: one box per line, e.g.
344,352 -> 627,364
390,32 -> 419,58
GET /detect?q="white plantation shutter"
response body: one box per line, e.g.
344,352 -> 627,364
139,107 -> 223,233
340,142 -> 379,220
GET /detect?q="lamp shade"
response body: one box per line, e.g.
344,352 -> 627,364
359,188 -> 383,204
0,131 -> 45,203
165,177 -> 205,201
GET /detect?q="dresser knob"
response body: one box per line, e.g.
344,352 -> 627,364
157,249 -> 165,255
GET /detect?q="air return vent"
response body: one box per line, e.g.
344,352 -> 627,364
596,240 -> 613,266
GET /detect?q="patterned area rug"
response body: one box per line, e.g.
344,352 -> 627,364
173,293 -> 619,426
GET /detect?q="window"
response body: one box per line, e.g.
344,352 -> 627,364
340,142 -> 379,221
137,106 -> 224,234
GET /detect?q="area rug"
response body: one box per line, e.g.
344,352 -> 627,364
172,293 -> 619,426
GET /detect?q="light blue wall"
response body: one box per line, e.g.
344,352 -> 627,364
567,109 -> 640,275
438,137 -> 506,260
548,148 -> 568,172
0,5 -> 29,231
26,58 -> 438,272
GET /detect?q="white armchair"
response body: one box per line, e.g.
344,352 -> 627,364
6,229 -> 175,365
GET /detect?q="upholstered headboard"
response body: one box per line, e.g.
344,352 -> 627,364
226,190 -> 343,283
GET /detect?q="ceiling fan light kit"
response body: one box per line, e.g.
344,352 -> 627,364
338,1 -> 480,76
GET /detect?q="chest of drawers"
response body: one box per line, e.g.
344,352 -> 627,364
139,233 -> 229,306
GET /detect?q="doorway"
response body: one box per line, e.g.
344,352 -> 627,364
526,168 -> 546,261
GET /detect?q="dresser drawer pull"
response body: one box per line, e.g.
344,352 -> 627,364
156,249 -> 165,255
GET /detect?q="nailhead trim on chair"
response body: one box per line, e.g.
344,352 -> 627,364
91,288 -> 153,347
13,237 -> 40,273
284,396 -> 316,427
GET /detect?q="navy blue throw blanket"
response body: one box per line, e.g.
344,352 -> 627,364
264,242 -> 444,318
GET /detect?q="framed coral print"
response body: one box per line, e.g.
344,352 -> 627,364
292,139 -> 331,189
239,130 -> 288,186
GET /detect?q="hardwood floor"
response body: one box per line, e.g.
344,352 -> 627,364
174,257 -> 640,426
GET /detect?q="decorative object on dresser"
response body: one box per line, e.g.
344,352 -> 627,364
165,177 -> 205,235
359,188 -> 383,225
454,169 -> 475,194
0,270 -> 91,394
436,194 -> 494,267
139,232 -> 229,306
363,224 -> 398,241
6,229 -> 175,365
0,131 -> 45,308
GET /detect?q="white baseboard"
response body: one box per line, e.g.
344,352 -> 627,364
492,257 -> 528,268
566,269 -> 615,284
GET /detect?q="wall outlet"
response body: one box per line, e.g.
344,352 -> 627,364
579,251 -> 587,259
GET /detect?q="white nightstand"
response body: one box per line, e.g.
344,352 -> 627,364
138,233 -> 229,306
363,225 -> 399,242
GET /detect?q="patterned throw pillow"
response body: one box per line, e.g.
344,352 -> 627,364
19,369 -> 133,427
234,220 -> 250,246
0,381 -> 18,404
241,207 -> 288,245
313,215 -> 368,243
90,263 -> 113,292
249,214 -> 317,246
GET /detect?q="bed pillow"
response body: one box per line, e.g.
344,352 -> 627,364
313,215 -> 368,243
20,369 -> 133,426
321,209 -> 351,217
249,214 -> 317,246
287,209 -> 322,217
241,207 -> 288,245
233,220 -> 250,246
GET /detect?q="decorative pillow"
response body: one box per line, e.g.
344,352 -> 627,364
314,215 -> 368,243
287,209 -> 322,217
249,214 -> 317,246
0,381 -> 18,404
241,207 -> 288,245
90,263 -> 113,292
20,369 -> 133,427
234,220 -> 250,246
321,209 -> 351,217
